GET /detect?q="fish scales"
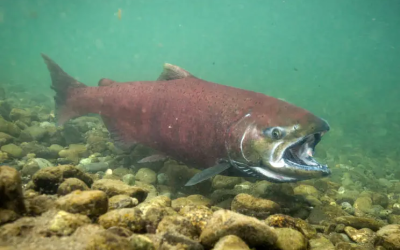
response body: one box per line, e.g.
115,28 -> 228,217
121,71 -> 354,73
65,78 -> 299,168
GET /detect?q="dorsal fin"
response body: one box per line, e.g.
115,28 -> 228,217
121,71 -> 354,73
98,78 -> 120,87
157,63 -> 196,81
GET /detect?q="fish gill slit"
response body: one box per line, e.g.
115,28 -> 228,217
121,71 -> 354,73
240,129 -> 251,163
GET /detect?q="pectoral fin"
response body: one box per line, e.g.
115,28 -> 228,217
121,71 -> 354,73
184,162 -> 231,186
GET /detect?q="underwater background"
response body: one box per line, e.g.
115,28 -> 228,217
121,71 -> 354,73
1,0 -> 400,179
2,1 -> 400,249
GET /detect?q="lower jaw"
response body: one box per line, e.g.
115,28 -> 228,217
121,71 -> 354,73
261,159 -> 330,181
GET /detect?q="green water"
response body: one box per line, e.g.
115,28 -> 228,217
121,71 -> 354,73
1,1 -> 399,177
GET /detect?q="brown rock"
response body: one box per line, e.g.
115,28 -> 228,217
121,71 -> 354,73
200,209 -> 277,248
108,194 -> 138,210
274,228 -> 308,250
129,234 -> 156,250
265,214 -> 316,239
0,213 -> 133,250
212,235 -> 250,250
157,214 -> 198,240
0,166 -> 26,214
0,209 -> 19,225
344,226 -> 376,244
32,165 -> 93,194
92,179 -> 148,202
353,196 -> 373,216
57,178 -> 89,196
309,235 -> 335,250
231,193 -> 281,219
212,175 -> 242,190
136,196 -> 176,233
179,205 -> 213,232
376,224 -> 400,250
24,192 -> 56,216
47,210 -> 91,236
308,205 -> 350,224
106,226 -> 133,237
158,232 -> 204,250
172,194 -> 211,211
98,208 -> 145,233
334,216 -> 386,231
55,190 -> 108,217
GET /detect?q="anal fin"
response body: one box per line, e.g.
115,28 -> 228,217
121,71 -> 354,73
185,162 -> 231,186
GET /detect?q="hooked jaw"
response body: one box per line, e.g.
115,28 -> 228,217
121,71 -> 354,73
233,130 -> 331,183
270,132 -> 330,176
256,124 -> 331,183
227,111 -> 331,183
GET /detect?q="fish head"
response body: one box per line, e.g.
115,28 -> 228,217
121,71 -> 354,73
227,101 -> 331,182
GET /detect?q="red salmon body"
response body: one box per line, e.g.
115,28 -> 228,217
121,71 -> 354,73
42,54 -> 331,185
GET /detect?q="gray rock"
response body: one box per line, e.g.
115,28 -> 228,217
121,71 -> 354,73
122,173 -> 136,185
21,158 -> 53,177
135,168 -> 157,184
1,143 -> 23,158
19,125 -> 47,142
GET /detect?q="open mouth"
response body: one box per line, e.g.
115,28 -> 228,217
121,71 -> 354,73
232,132 -> 331,183
282,132 -> 330,175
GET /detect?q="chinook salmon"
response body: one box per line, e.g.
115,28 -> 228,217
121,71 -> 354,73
41,54 -> 331,186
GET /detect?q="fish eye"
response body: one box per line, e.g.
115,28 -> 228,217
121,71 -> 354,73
263,127 -> 284,140
271,128 -> 282,140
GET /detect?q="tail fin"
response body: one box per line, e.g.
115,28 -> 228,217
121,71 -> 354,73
41,53 -> 86,125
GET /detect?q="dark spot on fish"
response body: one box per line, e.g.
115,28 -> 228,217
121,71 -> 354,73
293,67 -> 298,71
212,62 -> 215,65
